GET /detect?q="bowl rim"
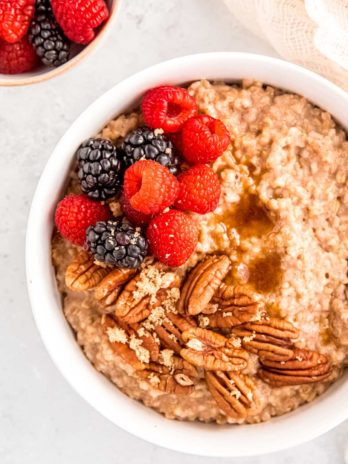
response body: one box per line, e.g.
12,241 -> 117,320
0,0 -> 122,87
26,52 -> 348,457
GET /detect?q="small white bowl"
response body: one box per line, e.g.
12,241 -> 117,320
26,52 -> 348,457
0,0 -> 121,87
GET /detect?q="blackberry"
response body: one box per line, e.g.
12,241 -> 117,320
86,219 -> 148,269
28,0 -> 70,68
76,138 -> 123,201
121,126 -> 180,175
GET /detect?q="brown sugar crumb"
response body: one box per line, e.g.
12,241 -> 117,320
133,265 -> 174,304
229,337 -> 242,348
160,349 -> 175,368
143,306 -> 166,331
129,335 -> 150,364
106,326 -> 128,344
148,373 -> 160,386
162,287 -> 180,313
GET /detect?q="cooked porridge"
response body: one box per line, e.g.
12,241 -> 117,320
52,80 -> 348,424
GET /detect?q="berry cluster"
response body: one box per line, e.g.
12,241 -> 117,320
0,0 -> 109,74
55,84 -> 230,269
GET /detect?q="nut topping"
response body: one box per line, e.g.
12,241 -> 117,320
206,371 -> 258,419
102,316 -> 148,371
137,357 -> 199,395
103,315 -> 161,365
155,313 -> 197,354
206,284 -> 263,328
232,318 -> 299,361
258,348 -> 332,386
181,327 -> 249,371
95,268 -> 137,309
115,269 -> 180,324
178,255 -> 230,316
65,251 -> 110,291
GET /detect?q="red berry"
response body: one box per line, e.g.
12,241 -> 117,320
123,160 -> 179,215
168,131 -> 184,154
181,115 -> 230,164
120,193 -> 153,227
147,210 -> 198,267
55,194 -> 110,246
51,0 -> 109,45
142,86 -> 198,133
0,0 -> 35,43
0,37 -> 38,74
175,165 -> 221,214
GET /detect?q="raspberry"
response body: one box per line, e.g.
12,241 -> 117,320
120,193 -> 153,227
168,131 -> 184,154
123,160 -> 179,215
175,165 -> 221,214
181,115 -> 230,164
51,0 -> 109,45
55,194 -> 110,246
142,86 -> 198,133
0,37 -> 38,74
147,210 -> 198,267
0,0 -> 35,43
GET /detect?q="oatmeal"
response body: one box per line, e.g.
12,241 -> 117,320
52,80 -> 348,424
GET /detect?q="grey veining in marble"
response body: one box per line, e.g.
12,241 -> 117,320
0,0 -> 347,463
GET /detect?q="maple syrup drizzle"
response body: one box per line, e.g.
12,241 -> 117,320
216,193 -> 273,240
214,192 -> 282,293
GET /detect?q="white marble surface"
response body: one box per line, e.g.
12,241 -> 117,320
0,0 -> 347,462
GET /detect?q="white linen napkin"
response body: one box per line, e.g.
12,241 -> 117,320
223,0 -> 348,90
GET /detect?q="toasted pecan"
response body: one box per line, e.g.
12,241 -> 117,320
115,269 -> 180,324
206,371 -> 258,419
95,268 -> 137,309
206,284 -> 263,328
65,251 -> 109,291
178,255 -> 230,316
181,327 -> 249,371
138,357 -> 199,395
258,348 -> 332,386
102,315 -> 147,371
155,313 -> 197,354
232,318 -> 299,361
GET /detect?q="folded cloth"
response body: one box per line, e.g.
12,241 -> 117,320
223,0 -> 348,90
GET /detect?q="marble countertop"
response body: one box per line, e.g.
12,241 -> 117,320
1,0 -> 347,462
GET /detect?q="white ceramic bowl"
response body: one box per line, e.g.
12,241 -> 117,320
26,52 -> 348,457
0,0 -> 120,87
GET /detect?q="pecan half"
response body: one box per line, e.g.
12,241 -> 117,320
259,348 -> 332,386
206,371 -> 257,419
206,284 -> 263,328
154,313 -> 197,354
181,327 -> 249,371
65,251 -> 109,291
138,357 -> 199,395
95,268 -> 137,309
213,283 -> 256,307
178,255 -> 230,316
102,316 -> 147,371
131,322 -> 160,363
103,315 -> 161,366
114,274 -> 152,323
115,269 -> 180,324
232,318 -> 299,361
